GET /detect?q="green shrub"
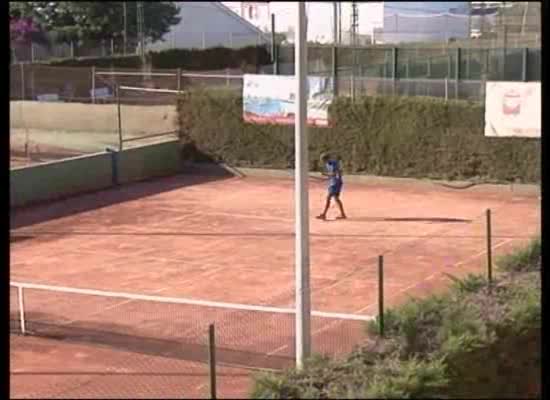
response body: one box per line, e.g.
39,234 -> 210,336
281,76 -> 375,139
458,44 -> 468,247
497,236 -> 541,273
149,46 -> 271,70
253,240 -> 541,399
176,91 -> 540,183
48,54 -> 141,68
251,353 -> 449,399
45,46 -> 271,70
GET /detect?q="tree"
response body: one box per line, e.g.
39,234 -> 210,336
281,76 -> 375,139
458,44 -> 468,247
10,17 -> 49,46
9,2 -> 181,44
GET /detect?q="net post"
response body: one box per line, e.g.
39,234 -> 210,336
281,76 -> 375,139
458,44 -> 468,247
18,286 -> 26,335
116,85 -> 123,151
486,209 -> 493,287
208,323 -> 217,399
378,255 -> 384,337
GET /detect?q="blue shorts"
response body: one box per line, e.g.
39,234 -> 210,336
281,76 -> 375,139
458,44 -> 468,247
328,181 -> 343,196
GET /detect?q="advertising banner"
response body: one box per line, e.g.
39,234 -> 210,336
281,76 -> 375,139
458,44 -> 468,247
243,74 -> 333,127
484,81 -> 540,138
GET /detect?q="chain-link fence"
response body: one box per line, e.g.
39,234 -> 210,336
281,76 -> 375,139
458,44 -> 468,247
9,41 -> 541,168
11,32 -> 269,64
275,45 -> 541,82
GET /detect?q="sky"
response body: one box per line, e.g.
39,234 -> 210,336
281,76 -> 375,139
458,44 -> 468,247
221,2 -> 470,42
222,2 -> 386,41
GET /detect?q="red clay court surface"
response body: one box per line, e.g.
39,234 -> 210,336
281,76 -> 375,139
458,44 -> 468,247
10,173 -> 540,398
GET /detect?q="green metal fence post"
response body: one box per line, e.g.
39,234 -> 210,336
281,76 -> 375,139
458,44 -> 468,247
455,47 -> 461,99
116,85 -> 123,151
486,209 -> 493,287
522,48 -> 528,82
378,255 -> 384,337
392,47 -> 398,95
332,45 -> 338,96
274,44 -> 279,75
208,324 -> 217,399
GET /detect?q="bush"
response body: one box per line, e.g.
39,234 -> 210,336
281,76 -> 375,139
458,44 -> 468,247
176,91 -> 541,183
48,54 -> 141,68
252,237 -> 541,399
45,46 -> 271,70
251,352 -> 449,399
150,46 -> 271,70
497,237 -> 541,273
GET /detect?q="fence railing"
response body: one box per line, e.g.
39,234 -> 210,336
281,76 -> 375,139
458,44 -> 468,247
11,32 -> 270,63
10,62 -> 540,107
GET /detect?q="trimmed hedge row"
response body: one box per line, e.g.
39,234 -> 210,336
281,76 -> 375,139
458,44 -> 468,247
46,46 -> 271,70
251,238 -> 541,398
176,91 -> 540,183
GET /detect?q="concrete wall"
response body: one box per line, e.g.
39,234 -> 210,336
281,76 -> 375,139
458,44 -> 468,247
10,101 -> 177,136
10,152 -> 113,208
11,140 -> 182,208
118,140 -> 182,184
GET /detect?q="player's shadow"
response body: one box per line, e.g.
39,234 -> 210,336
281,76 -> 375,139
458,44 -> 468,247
351,217 -> 472,224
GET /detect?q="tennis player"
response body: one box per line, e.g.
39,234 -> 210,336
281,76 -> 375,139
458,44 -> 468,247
317,153 -> 347,220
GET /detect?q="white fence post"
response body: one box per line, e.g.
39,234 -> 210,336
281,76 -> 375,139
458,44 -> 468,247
18,286 -> 26,335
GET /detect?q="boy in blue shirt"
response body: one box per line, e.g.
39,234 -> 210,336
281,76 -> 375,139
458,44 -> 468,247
316,153 -> 347,220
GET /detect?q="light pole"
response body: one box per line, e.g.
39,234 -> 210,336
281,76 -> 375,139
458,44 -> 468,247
294,1 -> 311,369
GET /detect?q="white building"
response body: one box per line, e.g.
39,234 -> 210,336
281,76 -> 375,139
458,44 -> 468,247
223,2 -> 472,45
148,2 -> 270,51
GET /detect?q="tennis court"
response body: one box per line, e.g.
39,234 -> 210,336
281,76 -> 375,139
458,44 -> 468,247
10,172 -> 540,398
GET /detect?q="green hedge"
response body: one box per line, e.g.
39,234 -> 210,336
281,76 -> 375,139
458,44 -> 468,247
46,46 -> 271,70
176,91 -> 540,183
47,54 -> 142,68
251,237 -> 541,398
149,46 -> 271,70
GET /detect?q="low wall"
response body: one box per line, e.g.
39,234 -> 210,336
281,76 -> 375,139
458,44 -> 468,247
10,152 -> 113,207
11,140 -> 182,208
118,140 -> 182,184
10,101 -> 177,135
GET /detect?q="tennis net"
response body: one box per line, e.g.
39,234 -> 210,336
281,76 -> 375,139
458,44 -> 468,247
10,281 -> 373,370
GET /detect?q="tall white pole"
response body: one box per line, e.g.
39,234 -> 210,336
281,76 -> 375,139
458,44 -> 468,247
295,1 -> 311,369
333,2 -> 338,44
